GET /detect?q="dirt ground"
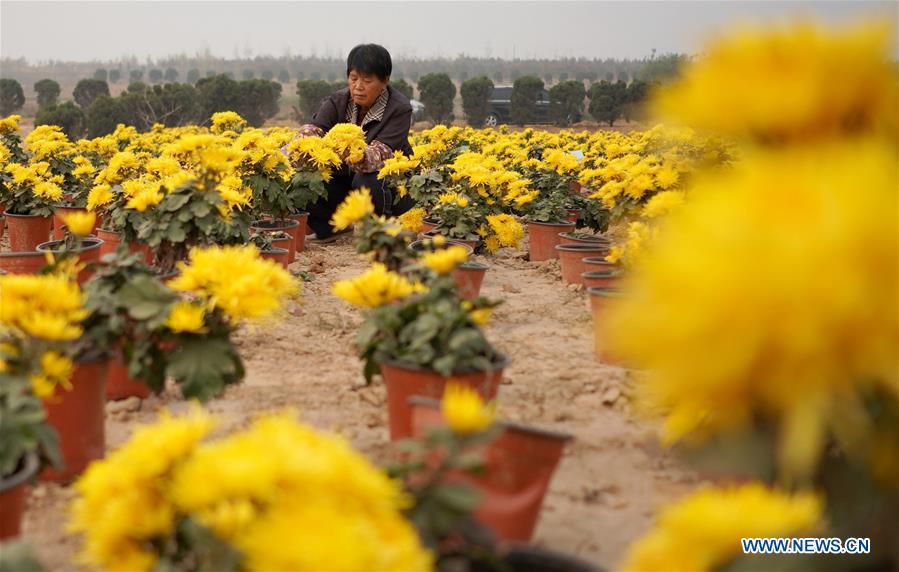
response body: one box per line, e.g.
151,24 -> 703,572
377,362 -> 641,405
21,236 -> 696,571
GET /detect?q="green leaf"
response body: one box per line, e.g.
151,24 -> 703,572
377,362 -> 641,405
434,483 -> 482,512
166,337 -> 243,402
118,275 -> 178,322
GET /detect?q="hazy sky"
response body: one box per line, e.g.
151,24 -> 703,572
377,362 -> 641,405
1,1 -> 895,63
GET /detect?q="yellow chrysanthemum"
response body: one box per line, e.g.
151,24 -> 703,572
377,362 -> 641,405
323,123 -> 368,164
86,184 -> 114,211
59,211 -> 97,237
28,351 -> 75,399
621,484 -> 822,572
332,263 -> 425,308
421,245 -> 469,275
330,188 -> 374,231
398,207 -> 426,233
441,382 -> 495,435
0,114 -> 21,134
0,274 -> 87,341
165,302 -> 207,334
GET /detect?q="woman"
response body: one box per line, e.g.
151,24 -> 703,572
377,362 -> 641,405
290,43 -> 415,241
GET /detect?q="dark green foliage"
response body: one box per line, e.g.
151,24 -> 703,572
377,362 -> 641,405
33,78 -> 60,110
392,78 -> 414,100
195,75 -> 281,126
296,79 -> 333,121
164,67 -> 179,82
148,69 -> 163,83
93,68 -> 108,82
0,78 -> 25,116
638,53 -> 688,82
418,73 -> 456,124
186,68 -> 200,84
510,75 -> 544,125
108,69 -> 121,83
460,76 -> 493,127
548,80 -> 586,125
35,101 -> 86,139
73,78 -> 109,108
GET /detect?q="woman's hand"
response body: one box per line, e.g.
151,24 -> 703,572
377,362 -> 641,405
348,140 -> 393,174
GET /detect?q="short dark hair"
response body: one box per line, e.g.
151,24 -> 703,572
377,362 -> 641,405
346,44 -> 392,81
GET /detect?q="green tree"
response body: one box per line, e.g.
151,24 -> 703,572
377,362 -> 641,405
205,70 -> 216,78
296,79 -> 333,121
93,68 -> 108,81
604,71 -> 614,82
73,78 -> 109,109
460,76 -> 493,127
543,72 -> 553,84
548,79 -> 586,125
588,81 -> 624,126
242,68 -> 255,80
187,68 -> 200,84
86,95 -> 125,137
130,69 -> 144,82
261,69 -> 274,81
164,67 -> 179,82
621,79 -> 650,123
0,79 -> 25,116
33,79 -> 61,110
277,69 -> 290,83
558,71 -> 569,82
510,75 -> 544,125
148,69 -> 163,83
417,73 -> 455,124
391,79 -> 414,100
492,71 -> 503,84
35,101 -> 86,139
127,81 -> 147,93
109,69 -> 121,83
118,82 -> 201,130
237,80 -> 281,126
638,53 -> 689,83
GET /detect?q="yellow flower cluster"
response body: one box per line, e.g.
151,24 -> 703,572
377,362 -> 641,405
333,263 -> 426,308
421,245 -> 469,275
70,409 -> 432,571
398,207 -> 426,233
621,484 -> 822,571
0,273 -> 87,341
164,301 -> 207,334
169,245 -> 299,323
210,111 -> 248,134
484,213 -> 524,252
29,350 -> 75,399
323,123 -> 368,164
59,211 -> 97,237
285,135 -> 342,179
331,188 -> 374,231
442,383 -> 495,435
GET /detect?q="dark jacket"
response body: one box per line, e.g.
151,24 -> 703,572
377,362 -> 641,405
311,85 -> 413,155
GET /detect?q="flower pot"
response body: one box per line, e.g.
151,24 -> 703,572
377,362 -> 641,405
0,251 -> 47,275
251,219 -> 300,262
288,212 -> 309,254
555,243 -> 610,284
53,206 -> 98,240
452,261 -> 488,299
128,241 -> 155,266
0,454 -> 39,540
557,232 -> 611,247
566,209 -> 581,223
2,211 -> 52,252
527,221 -> 575,262
105,351 -> 151,401
96,228 -> 121,257
582,256 -> 618,273
587,287 -> 624,365
420,217 -> 439,235
0,215 -> 5,243
423,230 -> 479,251
381,356 -> 509,441
259,246 -> 290,269
409,239 -> 475,256
41,359 -> 108,484
36,237 -> 104,284
581,271 -> 621,289
410,398 -> 572,543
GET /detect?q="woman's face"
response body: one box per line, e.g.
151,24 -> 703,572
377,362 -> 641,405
348,70 -> 388,108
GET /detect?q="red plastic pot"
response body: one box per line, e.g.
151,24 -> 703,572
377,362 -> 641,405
527,221 -> 575,262
259,247 -> 290,269
557,232 -> 611,247
128,241 -> 154,266
555,243 -> 610,284
53,206 -> 99,240
582,256 -> 618,273
0,215 -> 5,243
0,454 -> 39,540
288,212 -> 309,254
410,398 -> 572,543
409,239 -> 474,256
581,271 -> 621,289
423,230 -> 479,251
588,287 -> 624,365
251,219 -> 299,262
105,351 -> 151,401
36,237 -> 104,284
452,262 -> 488,299
381,356 -> 509,441
420,217 -> 439,235
3,211 -> 52,252
0,250 -> 47,275
41,359 -> 108,484
97,228 -> 121,257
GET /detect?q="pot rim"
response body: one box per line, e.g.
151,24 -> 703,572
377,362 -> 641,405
587,286 -> 623,297
458,261 -> 489,270
409,239 -> 475,255
581,270 -> 619,278
287,211 -> 309,218
249,218 -> 300,230
36,237 -> 104,253
422,230 -> 480,244
383,352 -> 511,375
2,210 -> 51,219
554,243 -> 609,252
0,250 -> 46,259
0,453 -> 39,492
558,232 -> 609,241
527,220 -> 577,228
407,397 -> 574,442
582,256 -> 616,264
259,246 -> 289,254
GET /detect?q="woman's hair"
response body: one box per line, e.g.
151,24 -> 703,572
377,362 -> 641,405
346,44 -> 392,81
